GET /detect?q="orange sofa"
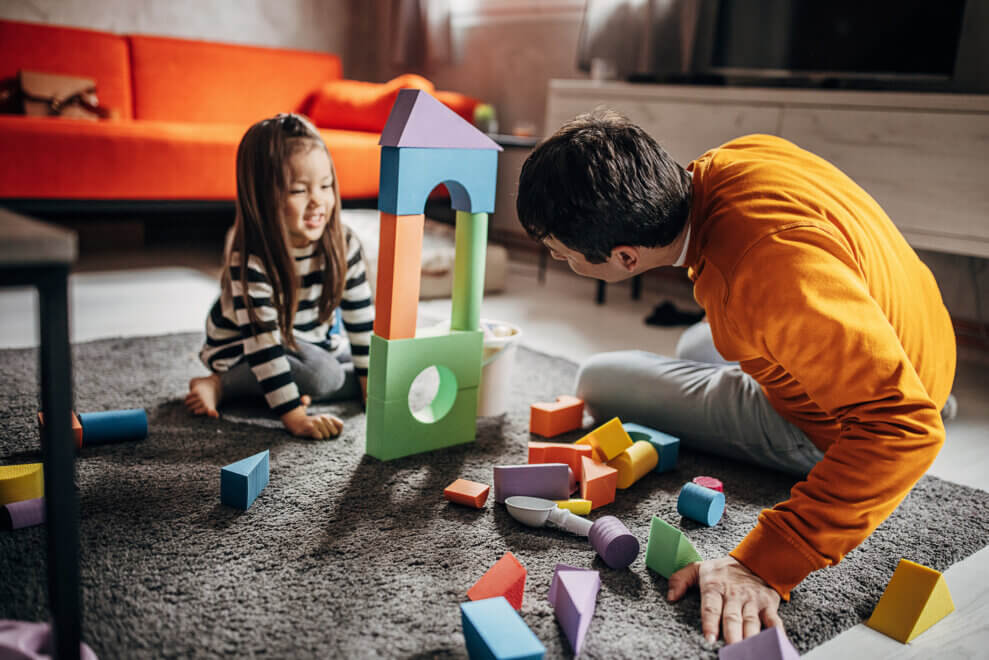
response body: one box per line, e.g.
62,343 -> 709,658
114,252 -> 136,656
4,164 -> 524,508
0,19 -> 480,203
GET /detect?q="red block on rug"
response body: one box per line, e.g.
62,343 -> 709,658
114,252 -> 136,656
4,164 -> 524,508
466,551 -> 527,611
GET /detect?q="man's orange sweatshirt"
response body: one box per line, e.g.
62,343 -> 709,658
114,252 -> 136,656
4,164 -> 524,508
684,134 -> 956,599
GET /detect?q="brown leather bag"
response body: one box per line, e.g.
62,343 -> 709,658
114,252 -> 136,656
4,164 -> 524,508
18,70 -> 114,119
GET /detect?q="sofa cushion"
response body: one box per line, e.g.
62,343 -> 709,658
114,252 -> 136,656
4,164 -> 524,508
0,117 -> 379,200
0,19 -> 132,118
308,74 -> 435,133
128,35 -> 341,124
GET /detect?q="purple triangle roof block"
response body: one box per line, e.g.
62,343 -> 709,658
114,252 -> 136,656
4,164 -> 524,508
718,626 -> 800,660
379,89 -> 503,151
547,564 -> 600,656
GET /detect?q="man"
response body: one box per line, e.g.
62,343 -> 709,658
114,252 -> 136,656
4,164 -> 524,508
516,110 -> 956,644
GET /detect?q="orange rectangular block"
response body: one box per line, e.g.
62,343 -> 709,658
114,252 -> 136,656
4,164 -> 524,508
528,441 -> 594,481
580,456 -> 617,510
467,551 -> 527,611
373,212 -> 424,340
444,478 -> 490,509
529,395 -> 584,438
37,410 -> 83,449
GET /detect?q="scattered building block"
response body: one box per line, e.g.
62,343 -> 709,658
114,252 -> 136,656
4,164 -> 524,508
547,564 -> 600,656
608,440 -> 659,489
445,479 -> 490,508
1,497 -> 45,530
555,499 -> 592,515
461,596 -> 545,660
677,482 -> 726,527
866,558 -> 955,643
467,551 -> 527,611
645,516 -> 702,578
529,395 -> 584,438
493,464 -> 571,504
37,411 -> 83,448
579,456 -> 617,510
623,423 -> 679,472
0,620 -> 98,660
373,212 -> 425,340
718,625 -> 799,660
692,475 -> 724,492
40,409 -> 149,448
528,441 -> 594,481
576,417 -> 632,462
220,450 -> 269,510
588,515 -> 640,569
0,463 -> 44,507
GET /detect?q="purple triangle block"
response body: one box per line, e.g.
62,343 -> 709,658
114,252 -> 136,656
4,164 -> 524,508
379,89 -> 503,151
718,626 -> 800,660
548,565 -> 600,656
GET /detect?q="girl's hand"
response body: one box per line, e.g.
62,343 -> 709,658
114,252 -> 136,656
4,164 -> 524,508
359,376 -> 368,405
281,405 -> 344,439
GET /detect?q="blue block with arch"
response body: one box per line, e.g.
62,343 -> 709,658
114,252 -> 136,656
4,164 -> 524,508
378,147 -> 498,215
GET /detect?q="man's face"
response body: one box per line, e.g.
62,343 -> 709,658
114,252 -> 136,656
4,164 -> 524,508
542,236 -> 633,282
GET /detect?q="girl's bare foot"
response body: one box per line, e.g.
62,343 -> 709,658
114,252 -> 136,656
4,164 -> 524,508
185,374 -> 222,418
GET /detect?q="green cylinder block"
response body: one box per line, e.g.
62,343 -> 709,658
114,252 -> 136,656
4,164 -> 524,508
451,211 -> 488,332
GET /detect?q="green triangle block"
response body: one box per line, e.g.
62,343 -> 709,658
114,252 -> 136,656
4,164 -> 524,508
645,516 -> 702,578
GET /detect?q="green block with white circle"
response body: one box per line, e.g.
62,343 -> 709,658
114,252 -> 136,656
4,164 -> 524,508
367,328 -> 482,401
365,329 -> 483,461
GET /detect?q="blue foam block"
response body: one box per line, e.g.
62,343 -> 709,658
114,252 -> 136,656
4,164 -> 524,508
77,408 -> 148,446
677,482 -> 726,526
220,450 -> 270,510
378,147 -> 498,215
461,597 -> 545,660
623,422 -> 679,472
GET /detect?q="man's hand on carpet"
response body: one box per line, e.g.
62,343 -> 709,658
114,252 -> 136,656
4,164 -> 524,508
281,405 -> 344,439
667,556 -> 783,645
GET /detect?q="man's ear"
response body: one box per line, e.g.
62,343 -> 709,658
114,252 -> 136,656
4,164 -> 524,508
612,245 -> 640,272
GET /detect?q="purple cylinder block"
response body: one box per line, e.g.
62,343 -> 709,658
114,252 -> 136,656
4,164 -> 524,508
588,515 -> 640,569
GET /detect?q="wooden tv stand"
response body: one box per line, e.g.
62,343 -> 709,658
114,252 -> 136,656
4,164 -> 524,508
546,80 -> 989,259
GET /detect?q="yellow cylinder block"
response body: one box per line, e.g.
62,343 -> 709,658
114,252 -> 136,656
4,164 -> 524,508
0,463 -> 44,506
608,441 -> 658,489
554,498 -> 592,515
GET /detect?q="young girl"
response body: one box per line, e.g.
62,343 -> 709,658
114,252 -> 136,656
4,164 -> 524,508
185,113 -> 373,439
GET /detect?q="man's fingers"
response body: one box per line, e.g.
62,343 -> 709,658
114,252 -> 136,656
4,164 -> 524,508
721,596 -> 744,644
741,601 -> 761,640
699,586 -> 724,643
667,562 -> 700,601
760,605 -> 785,630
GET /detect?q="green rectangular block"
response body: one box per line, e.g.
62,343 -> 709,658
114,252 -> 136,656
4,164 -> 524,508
367,329 -> 482,402
645,516 -> 702,579
366,386 -> 479,461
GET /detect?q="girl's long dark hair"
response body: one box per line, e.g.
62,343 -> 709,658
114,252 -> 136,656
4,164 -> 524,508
224,113 -> 347,351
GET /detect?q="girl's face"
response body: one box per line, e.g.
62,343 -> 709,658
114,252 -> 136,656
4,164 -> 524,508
282,142 -> 335,248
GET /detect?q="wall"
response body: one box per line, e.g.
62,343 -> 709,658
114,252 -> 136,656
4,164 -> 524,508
352,0 -> 589,136
0,0 -> 353,69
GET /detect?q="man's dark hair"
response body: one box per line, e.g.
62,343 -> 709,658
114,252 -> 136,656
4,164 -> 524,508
516,109 -> 692,263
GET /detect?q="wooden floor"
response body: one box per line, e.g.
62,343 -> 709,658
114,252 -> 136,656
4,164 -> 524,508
1,243 -> 986,658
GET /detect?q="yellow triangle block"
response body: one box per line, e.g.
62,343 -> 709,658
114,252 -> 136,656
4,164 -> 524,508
0,463 -> 44,507
866,558 -> 955,643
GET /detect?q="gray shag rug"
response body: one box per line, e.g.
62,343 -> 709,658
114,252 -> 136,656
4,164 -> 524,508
2,333 -> 989,659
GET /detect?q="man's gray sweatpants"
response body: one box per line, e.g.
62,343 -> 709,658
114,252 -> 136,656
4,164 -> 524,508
575,321 -> 825,476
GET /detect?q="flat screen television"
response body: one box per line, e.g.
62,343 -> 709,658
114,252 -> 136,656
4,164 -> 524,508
577,0 -> 989,93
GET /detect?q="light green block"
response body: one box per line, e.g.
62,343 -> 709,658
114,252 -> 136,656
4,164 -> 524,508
367,329 -> 482,402
366,386 -> 479,461
451,210 -> 488,332
645,516 -> 702,578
